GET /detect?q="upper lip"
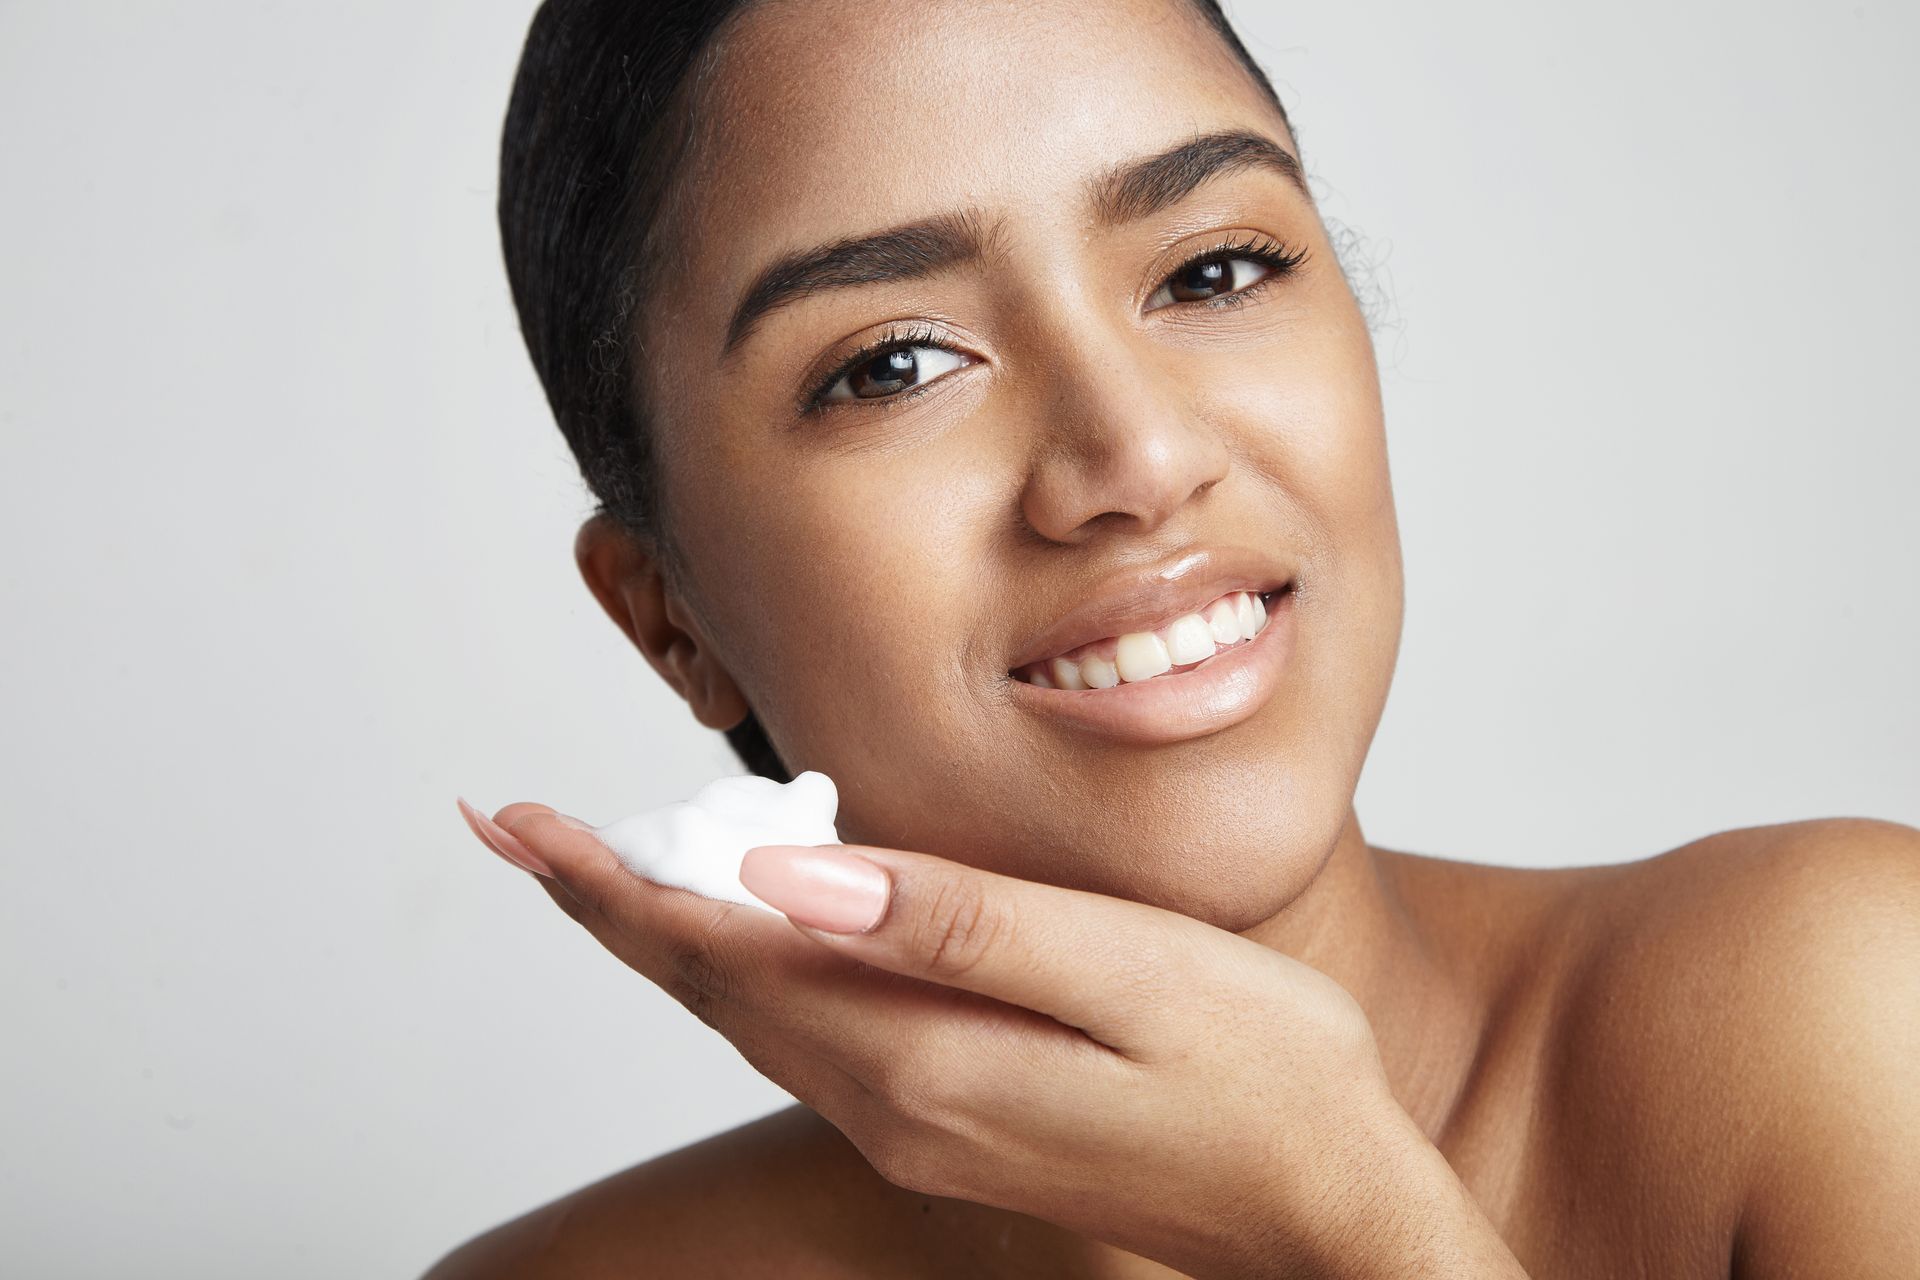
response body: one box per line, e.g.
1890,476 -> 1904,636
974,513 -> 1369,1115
1005,545 -> 1296,671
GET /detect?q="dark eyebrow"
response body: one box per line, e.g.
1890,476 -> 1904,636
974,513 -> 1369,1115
1086,128 -> 1309,227
721,210 -> 995,358
719,130 -> 1306,359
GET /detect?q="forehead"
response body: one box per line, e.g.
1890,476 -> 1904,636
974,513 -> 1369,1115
673,0 -> 1291,277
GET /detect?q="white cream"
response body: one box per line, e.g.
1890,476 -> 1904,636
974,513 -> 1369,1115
592,771 -> 842,914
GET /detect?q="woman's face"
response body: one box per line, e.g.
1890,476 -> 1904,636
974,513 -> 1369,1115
621,0 -> 1402,929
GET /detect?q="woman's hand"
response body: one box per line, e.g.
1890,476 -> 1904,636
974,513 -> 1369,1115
462,802 -> 1526,1279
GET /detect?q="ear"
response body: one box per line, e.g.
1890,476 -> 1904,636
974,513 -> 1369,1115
573,513 -> 751,733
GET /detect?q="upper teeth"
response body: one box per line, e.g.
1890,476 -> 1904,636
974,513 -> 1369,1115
1019,590 -> 1271,689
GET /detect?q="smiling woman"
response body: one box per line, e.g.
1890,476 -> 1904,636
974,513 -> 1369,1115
427,1 -> 1920,1277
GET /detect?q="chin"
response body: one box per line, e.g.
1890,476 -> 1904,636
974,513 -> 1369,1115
1103,823 -> 1344,931
995,756 -> 1358,932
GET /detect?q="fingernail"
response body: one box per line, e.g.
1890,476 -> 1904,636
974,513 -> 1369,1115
739,845 -> 889,934
456,797 -> 555,877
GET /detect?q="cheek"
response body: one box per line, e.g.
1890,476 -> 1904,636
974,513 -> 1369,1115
1206,300 -> 1398,597
671,428 -> 1007,780
1197,305 -> 1403,765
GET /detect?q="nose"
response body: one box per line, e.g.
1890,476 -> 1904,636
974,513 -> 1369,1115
1018,345 -> 1232,545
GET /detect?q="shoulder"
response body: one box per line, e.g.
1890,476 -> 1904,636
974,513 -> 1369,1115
1579,816 -> 1919,999
420,1104 -> 925,1280
1555,815 -> 1919,1010
1555,816 -> 1920,1104
1549,818 -> 1920,1272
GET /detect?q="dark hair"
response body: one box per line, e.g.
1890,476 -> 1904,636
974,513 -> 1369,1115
499,0 -> 1293,782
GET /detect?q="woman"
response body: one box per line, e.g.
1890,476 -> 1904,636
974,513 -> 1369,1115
432,0 -> 1920,1275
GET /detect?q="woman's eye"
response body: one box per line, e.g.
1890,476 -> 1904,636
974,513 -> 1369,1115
1145,254 -> 1274,310
818,343 -> 969,403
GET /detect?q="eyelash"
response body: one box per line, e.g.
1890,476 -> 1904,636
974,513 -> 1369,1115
1157,232 -> 1311,310
802,320 -> 948,415
801,233 -> 1311,414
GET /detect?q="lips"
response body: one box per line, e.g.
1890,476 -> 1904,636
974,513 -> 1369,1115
1005,545 -> 1295,678
1012,587 -> 1276,688
1005,578 -> 1297,745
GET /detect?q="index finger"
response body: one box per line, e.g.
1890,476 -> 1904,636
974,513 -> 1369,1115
490,804 -> 811,1024
739,841 -> 1209,1056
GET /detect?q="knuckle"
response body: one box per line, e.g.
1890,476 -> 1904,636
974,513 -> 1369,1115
863,1140 -> 915,1190
558,862 -> 621,923
668,901 -> 768,1031
865,1042 -> 938,1113
864,1034 -> 986,1140
860,1127 -> 940,1196
668,909 -> 741,1028
667,939 -> 733,1029
541,881 -> 590,924
842,1078 -> 978,1200
913,879 -> 1007,981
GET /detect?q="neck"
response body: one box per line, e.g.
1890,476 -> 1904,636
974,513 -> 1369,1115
1234,809 -> 1488,1147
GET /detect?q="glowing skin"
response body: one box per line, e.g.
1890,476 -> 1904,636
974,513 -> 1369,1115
440,2 -> 1920,1276
579,0 -> 1404,936
593,771 -> 842,914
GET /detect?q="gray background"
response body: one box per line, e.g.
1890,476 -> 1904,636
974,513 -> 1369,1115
1,1 -> 1913,1275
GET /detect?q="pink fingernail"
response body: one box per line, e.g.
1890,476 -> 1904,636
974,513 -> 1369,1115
456,797 -> 554,877
739,845 -> 889,934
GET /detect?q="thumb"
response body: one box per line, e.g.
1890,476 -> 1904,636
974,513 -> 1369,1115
738,842 -> 1196,1055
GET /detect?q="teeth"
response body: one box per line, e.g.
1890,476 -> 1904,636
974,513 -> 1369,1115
1049,657 -> 1088,691
1164,613 -> 1215,666
1234,592 -> 1259,640
1204,598 -> 1241,645
1016,588 -> 1282,689
1114,631 -> 1172,682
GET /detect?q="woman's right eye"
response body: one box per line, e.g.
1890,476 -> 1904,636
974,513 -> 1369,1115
814,343 -> 970,406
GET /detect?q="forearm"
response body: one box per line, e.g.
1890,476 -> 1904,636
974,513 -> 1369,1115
1284,1120 -> 1531,1280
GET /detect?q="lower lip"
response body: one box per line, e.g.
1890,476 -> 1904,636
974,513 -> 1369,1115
1004,588 -> 1296,745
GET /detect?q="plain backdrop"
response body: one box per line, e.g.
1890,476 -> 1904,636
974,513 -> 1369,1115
1,1 -> 1913,1275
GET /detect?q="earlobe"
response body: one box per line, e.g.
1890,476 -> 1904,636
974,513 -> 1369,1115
572,513 -> 751,732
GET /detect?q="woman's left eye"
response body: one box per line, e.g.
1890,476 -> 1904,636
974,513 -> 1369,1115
1145,254 -> 1275,310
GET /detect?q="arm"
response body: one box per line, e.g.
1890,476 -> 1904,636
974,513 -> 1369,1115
1177,1101 -> 1529,1280
473,804 -> 1531,1280
1727,820 -> 1920,1278
418,1108 -> 872,1280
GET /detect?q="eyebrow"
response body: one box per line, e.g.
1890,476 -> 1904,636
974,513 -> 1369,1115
721,210 -> 995,356
1087,128 -> 1309,227
719,129 -> 1307,358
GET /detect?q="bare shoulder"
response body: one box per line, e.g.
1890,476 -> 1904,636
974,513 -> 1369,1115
1546,817 -> 1920,1272
1565,816 -> 1920,1025
1571,816 -> 1920,970
420,1103 -> 926,1280
1625,814 -> 1918,914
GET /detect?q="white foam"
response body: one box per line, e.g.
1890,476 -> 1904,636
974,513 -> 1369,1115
591,771 -> 841,914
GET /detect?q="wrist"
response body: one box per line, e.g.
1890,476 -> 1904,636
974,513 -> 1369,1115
1131,1097 -> 1527,1280
1282,1102 -> 1529,1280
